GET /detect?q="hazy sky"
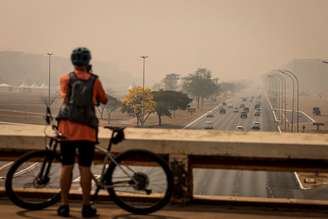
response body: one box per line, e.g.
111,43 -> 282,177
0,0 -> 327,85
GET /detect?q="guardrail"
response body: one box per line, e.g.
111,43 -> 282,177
1,123 -> 328,207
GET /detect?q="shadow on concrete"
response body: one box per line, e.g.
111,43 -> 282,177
16,209 -> 180,219
112,214 -> 180,219
16,209 -> 100,219
168,203 -> 328,218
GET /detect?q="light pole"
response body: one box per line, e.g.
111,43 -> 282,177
267,74 -> 280,120
278,70 -> 295,132
140,56 -> 148,127
47,52 -> 53,106
272,74 -> 284,127
282,70 -> 299,132
275,73 -> 287,131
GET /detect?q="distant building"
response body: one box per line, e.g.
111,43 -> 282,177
0,83 -> 13,92
18,82 -> 32,92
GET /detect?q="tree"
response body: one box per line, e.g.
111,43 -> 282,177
152,90 -> 192,126
121,86 -> 155,127
220,82 -> 245,93
98,95 -> 122,123
182,68 -> 219,108
162,73 -> 180,91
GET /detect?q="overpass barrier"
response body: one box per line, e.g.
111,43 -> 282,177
1,123 -> 328,206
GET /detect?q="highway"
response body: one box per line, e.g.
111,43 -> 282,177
190,88 -> 328,200
0,88 -> 328,202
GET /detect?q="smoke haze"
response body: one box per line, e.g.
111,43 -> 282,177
0,0 -> 327,86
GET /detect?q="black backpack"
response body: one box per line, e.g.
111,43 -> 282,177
57,72 -> 99,129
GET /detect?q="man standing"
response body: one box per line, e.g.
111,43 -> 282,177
56,47 -> 108,217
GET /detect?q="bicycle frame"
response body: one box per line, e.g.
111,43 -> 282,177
89,128 -> 138,201
43,126 -> 137,202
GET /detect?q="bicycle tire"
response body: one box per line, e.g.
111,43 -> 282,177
106,149 -> 173,214
5,150 -> 61,210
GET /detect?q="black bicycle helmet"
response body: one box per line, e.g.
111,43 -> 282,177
71,47 -> 91,67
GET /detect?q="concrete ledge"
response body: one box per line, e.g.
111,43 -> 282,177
2,123 -> 328,203
1,124 -> 328,159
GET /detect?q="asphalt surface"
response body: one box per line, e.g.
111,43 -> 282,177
189,88 -> 328,200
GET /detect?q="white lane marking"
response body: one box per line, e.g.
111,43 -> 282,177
300,111 -> 316,123
0,161 -> 13,171
184,96 -> 235,129
264,93 -> 281,133
0,161 -> 14,180
184,106 -> 219,128
294,172 -> 310,190
0,109 -> 43,116
272,108 -> 315,123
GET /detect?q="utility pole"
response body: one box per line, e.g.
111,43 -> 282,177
47,52 -> 53,106
140,56 -> 148,127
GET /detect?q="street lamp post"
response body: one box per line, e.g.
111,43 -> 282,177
276,73 -> 287,131
47,52 -> 53,106
278,70 -> 295,132
273,75 -> 284,127
283,70 -> 299,132
140,56 -> 148,127
267,74 -> 281,125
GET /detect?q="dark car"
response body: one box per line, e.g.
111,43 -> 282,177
313,107 -> 321,116
219,108 -> 226,114
240,111 -> 247,119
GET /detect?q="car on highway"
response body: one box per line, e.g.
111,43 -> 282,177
236,125 -> 245,131
219,108 -> 226,114
204,120 -> 214,129
240,111 -> 247,119
313,107 -> 321,116
206,113 -> 215,118
251,121 -> 261,130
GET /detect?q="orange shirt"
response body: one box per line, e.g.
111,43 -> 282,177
58,70 -> 108,142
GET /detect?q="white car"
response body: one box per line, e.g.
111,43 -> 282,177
204,121 -> 214,129
251,121 -> 261,130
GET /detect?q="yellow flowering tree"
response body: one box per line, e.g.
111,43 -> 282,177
121,86 -> 155,127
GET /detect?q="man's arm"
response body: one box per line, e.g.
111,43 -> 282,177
94,79 -> 108,105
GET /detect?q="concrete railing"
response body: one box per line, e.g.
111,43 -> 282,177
1,123 -> 328,206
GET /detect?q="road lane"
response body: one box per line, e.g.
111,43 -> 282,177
191,89 -> 328,200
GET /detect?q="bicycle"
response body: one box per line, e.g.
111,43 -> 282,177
5,106 -> 174,214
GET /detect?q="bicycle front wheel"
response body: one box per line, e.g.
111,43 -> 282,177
106,149 -> 173,214
5,150 -> 61,210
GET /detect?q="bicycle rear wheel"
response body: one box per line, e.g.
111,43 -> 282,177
5,150 -> 61,210
106,149 -> 173,214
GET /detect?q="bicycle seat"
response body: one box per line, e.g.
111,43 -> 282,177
104,126 -> 125,144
